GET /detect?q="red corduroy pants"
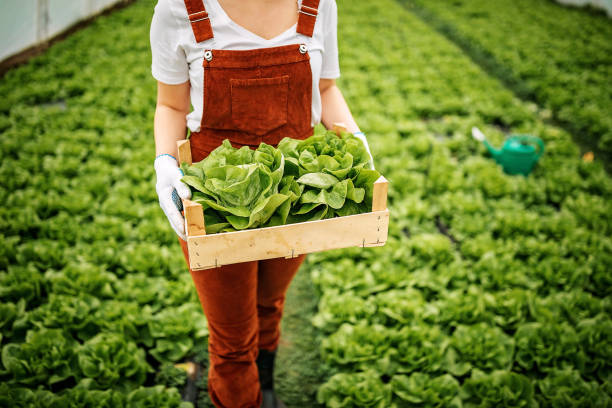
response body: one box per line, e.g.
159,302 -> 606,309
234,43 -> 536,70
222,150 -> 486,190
179,217 -> 306,408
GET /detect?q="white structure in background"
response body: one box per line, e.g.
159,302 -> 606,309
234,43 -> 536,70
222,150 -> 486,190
556,0 -> 612,16
0,0 -> 124,62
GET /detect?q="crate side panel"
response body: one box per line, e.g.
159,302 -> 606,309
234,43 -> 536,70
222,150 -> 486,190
187,210 -> 388,270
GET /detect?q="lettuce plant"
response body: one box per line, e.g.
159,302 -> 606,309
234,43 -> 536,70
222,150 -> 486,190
445,323 -> 514,376
529,290 -> 605,326
125,385 -> 193,408
536,369 -> 611,408
514,322 -> 584,373
60,379 -> 127,408
0,264 -> 45,308
114,272 -> 198,311
77,332 -> 152,390
372,288 -> 429,325
278,130 -> 380,221
489,289 -> 532,331
44,261 -> 117,298
0,383 -> 64,408
1,328 -> 79,387
460,369 -> 537,408
155,362 -> 189,389
93,300 -> 154,347
406,233 -> 455,265
0,299 -> 25,342
147,303 -> 208,363
321,323 -> 395,368
316,370 -> 392,408
576,314 -> 611,381
310,258 -> 381,296
19,294 -> 100,341
394,324 -> 449,375
182,140 -> 290,232
433,286 -> 494,326
311,289 -> 377,334
391,372 -> 461,407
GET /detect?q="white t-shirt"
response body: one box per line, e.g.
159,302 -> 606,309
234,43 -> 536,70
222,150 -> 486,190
150,0 -> 341,132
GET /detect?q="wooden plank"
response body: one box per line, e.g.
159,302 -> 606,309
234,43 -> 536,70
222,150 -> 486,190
372,176 -> 389,212
177,139 -> 192,166
332,123 -> 347,136
183,199 -> 206,237
187,209 -> 389,270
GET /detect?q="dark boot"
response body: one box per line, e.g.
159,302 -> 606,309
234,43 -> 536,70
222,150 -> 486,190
256,348 -> 287,408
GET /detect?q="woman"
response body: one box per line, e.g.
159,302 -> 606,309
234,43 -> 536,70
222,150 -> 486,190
150,0 -> 373,406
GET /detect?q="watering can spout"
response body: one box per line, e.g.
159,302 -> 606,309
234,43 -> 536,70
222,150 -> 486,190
483,140 -> 502,160
471,127 -> 501,158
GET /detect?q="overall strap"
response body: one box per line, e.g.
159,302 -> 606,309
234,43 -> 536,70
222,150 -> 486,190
297,0 -> 320,37
183,0 -> 214,42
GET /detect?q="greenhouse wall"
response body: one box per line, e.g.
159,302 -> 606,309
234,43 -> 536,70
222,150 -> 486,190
0,0 -> 124,62
555,0 -> 612,16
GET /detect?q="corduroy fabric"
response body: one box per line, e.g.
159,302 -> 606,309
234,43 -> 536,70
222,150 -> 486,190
191,44 -> 313,147
296,0 -> 320,37
183,0 -> 214,42
178,235 -> 306,408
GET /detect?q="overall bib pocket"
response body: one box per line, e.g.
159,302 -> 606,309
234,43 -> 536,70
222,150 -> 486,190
230,75 -> 289,136
198,45 -> 312,146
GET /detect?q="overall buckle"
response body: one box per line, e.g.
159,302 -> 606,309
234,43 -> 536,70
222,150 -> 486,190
188,10 -> 209,23
299,4 -> 318,17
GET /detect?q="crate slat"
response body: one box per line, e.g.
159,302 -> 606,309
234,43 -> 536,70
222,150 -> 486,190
183,199 -> 206,236
372,176 -> 388,212
177,139 -> 192,165
187,209 -> 389,270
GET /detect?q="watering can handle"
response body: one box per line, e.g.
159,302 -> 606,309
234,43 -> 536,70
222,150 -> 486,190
516,135 -> 545,158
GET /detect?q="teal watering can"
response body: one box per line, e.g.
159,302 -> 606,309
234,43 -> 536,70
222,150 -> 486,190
472,127 -> 545,176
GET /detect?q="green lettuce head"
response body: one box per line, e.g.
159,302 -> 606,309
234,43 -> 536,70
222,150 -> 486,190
278,129 -> 380,223
180,130 -> 380,234
181,140 -> 290,232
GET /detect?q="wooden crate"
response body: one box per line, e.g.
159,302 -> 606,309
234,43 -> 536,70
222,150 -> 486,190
177,132 -> 389,271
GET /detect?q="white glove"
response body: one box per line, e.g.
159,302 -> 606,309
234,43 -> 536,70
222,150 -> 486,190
353,131 -> 375,170
154,154 -> 192,240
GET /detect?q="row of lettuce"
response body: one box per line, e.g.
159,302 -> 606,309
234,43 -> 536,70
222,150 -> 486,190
403,0 -> 612,166
309,0 -> 611,406
0,0 -> 207,406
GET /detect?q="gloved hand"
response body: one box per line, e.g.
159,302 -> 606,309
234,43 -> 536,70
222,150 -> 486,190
154,153 -> 192,240
353,131 -> 375,170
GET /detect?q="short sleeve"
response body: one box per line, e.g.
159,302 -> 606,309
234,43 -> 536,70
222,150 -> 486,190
150,0 -> 189,84
320,0 -> 340,79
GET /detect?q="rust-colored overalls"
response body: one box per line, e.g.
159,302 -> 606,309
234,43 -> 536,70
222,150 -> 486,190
177,1 -> 321,407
